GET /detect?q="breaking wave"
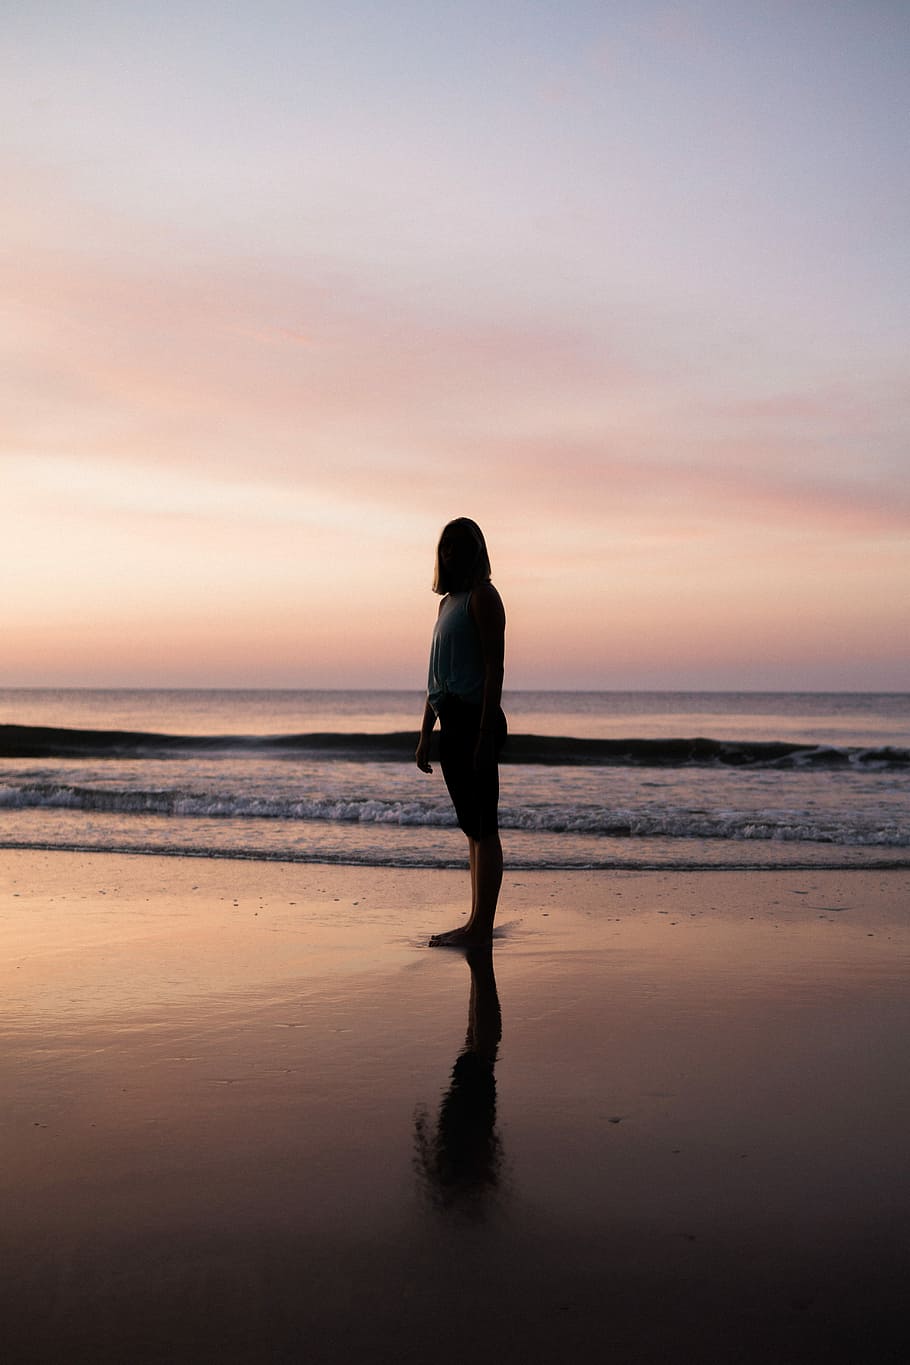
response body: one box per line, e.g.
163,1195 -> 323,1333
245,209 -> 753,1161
2,724 -> 908,769
0,780 -> 906,847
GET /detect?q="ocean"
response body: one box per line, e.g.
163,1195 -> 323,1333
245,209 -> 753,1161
1,689 -> 908,871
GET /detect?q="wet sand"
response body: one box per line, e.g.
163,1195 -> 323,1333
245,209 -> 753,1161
2,850 -> 908,1363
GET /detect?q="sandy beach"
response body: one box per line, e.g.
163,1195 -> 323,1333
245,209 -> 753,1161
2,849 -> 908,1363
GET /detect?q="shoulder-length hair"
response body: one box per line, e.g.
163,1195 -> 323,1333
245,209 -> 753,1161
433,518 -> 492,595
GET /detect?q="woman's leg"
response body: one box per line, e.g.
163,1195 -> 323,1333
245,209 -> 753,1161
431,703 -> 505,946
470,832 -> 502,939
469,836 -> 478,916
430,832 -> 501,946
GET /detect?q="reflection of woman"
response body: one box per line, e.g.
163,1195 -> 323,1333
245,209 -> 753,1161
416,519 -> 507,947
413,946 -> 503,1212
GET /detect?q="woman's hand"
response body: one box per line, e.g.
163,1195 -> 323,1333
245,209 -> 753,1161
416,735 -> 433,773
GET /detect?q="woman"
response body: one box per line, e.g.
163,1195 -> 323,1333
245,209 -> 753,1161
416,518 -> 507,946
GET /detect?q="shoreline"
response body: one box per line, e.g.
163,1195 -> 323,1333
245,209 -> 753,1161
2,839 -> 907,873
2,850 -> 908,1363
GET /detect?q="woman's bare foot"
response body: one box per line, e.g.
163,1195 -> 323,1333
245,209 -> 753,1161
429,923 -> 492,948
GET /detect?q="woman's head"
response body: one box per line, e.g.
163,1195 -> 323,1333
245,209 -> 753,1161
433,518 -> 492,594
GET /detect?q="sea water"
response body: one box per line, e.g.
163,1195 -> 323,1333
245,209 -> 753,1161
1,690 -> 908,870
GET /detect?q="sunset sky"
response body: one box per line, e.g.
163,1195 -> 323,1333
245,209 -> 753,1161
4,0 -> 908,690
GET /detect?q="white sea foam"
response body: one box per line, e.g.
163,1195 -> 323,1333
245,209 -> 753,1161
0,781 -> 906,848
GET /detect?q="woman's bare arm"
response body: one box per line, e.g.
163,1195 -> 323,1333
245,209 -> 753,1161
416,598 -> 445,773
416,698 -> 436,772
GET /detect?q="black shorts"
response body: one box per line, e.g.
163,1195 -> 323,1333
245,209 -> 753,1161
437,697 -> 507,840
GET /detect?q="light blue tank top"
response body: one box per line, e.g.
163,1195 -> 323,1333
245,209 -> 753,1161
427,591 -> 485,711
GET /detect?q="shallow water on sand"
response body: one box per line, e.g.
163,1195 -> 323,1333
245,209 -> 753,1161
2,856 -> 908,1363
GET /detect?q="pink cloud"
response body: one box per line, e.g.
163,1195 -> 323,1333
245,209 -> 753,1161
463,434 -> 910,540
6,230 -> 906,559
2,230 -> 649,487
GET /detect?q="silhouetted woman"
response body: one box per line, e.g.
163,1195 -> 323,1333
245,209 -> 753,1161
416,518 -> 507,946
